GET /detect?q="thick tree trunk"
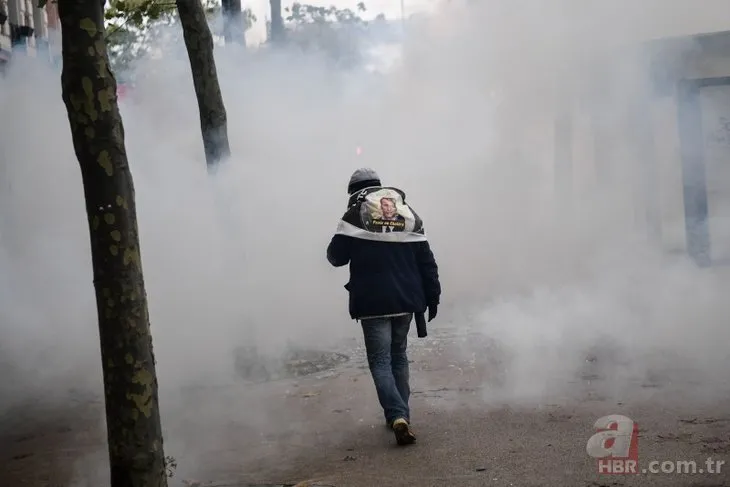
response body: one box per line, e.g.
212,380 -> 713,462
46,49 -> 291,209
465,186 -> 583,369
176,0 -> 231,169
57,0 -> 168,485
221,0 -> 245,46
269,0 -> 284,44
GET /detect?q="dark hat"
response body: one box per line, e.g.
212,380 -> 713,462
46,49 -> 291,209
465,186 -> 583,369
348,168 -> 381,194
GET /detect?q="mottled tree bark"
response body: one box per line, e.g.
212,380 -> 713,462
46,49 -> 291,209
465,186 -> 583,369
269,0 -> 284,44
176,0 -> 231,169
57,0 -> 168,485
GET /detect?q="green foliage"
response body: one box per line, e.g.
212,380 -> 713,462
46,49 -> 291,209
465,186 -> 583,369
102,0 -> 378,74
203,1 -> 257,29
285,1 -> 367,24
164,455 -> 177,478
243,7 -> 257,29
282,2 -> 372,69
105,0 -> 176,27
104,0 -> 178,76
103,0 -> 255,75
105,0 -> 245,30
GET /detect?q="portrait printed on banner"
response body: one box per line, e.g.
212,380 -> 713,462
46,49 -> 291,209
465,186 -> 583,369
358,188 -> 416,233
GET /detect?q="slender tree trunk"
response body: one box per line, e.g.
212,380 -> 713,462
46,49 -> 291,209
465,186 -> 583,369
221,0 -> 245,46
176,0 -> 231,169
269,0 -> 284,43
57,0 -> 168,485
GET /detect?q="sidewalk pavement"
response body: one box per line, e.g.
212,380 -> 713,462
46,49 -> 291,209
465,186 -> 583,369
2,325 -> 729,487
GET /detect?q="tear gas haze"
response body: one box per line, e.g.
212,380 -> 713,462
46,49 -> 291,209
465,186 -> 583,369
1,0 -> 729,483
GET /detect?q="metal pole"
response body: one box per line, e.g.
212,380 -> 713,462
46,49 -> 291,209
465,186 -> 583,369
400,0 -> 405,26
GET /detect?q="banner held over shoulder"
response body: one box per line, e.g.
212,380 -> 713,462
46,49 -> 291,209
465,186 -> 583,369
336,186 -> 428,243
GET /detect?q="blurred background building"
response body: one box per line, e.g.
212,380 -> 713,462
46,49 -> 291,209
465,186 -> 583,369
0,0 -> 60,72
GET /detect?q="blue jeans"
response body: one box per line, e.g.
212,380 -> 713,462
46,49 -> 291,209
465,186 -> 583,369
360,314 -> 412,424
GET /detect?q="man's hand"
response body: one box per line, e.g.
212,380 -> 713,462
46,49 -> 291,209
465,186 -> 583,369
428,303 -> 438,322
327,234 -> 351,267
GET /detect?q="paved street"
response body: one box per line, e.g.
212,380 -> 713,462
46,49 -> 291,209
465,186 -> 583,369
2,324 -> 729,487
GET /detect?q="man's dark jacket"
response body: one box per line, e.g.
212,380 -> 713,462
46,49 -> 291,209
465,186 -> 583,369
326,234 -> 441,320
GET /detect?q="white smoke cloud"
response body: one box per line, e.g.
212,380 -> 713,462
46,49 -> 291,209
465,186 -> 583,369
1,0 -> 730,483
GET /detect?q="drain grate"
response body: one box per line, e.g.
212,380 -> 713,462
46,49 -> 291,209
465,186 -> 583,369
233,347 -> 349,383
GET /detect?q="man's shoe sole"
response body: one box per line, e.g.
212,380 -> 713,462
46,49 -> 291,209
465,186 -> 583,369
393,422 -> 416,445
387,418 -> 410,429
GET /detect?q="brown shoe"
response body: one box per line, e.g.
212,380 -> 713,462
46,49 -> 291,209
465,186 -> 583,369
392,418 -> 416,445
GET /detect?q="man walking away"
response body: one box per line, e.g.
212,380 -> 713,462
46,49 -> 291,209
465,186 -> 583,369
326,168 -> 441,446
